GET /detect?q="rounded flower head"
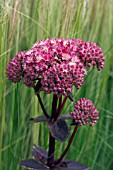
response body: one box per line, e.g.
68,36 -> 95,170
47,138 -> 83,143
70,98 -> 99,126
6,38 -> 105,97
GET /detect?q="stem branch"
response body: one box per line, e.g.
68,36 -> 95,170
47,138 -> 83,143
55,124 -> 79,165
36,93 -> 50,119
55,96 -> 68,121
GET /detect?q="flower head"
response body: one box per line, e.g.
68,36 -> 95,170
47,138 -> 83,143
6,38 -> 105,97
70,98 -> 99,126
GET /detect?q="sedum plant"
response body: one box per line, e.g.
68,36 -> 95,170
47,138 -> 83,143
6,38 -> 105,170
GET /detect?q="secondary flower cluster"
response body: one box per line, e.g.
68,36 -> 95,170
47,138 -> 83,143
6,38 -> 105,97
70,98 -> 99,126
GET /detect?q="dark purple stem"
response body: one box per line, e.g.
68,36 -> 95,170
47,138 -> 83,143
55,124 -> 79,165
57,96 -> 68,114
54,96 -> 68,121
57,96 -> 62,112
47,94 -> 58,167
50,94 -> 58,121
36,93 -> 50,119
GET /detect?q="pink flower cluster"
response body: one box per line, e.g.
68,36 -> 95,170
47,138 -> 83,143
6,51 -> 26,83
78,41 -> 105,71
6,38 -> 105,97
70,98 -> 99,126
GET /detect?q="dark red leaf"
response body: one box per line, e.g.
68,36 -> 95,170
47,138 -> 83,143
20,159 -> 48,170
32,145 -> 48,164
30,116 -> 47,123
54,159 -> 90,170
20,159 -> 90,170
30,114 -> 71,123
48,119 -> 69,142
60,114 -> 70,120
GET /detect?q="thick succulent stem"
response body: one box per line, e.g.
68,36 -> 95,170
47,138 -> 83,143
57,96 -> 62,112
47,135 -> 55,167
47,94 -> 58,167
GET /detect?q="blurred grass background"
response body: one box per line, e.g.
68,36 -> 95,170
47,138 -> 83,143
0,0 -> 113,169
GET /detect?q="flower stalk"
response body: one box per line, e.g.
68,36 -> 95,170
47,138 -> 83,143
55,124 -> 79,165
36,93 -> 50,119
54,96 -> 68,121
47,94 -> 58,167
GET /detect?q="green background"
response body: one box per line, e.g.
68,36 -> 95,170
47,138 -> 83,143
0,0 -> 113,169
